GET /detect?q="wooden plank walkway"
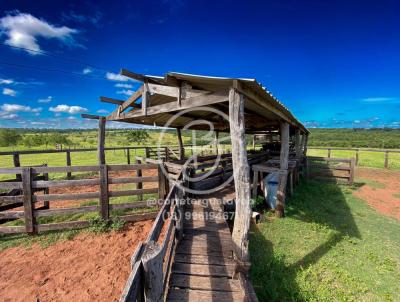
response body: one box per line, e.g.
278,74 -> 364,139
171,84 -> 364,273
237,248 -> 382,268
166,197 -> 247,301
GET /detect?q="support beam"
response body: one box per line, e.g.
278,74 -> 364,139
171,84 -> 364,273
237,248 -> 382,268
142,82 -> 149,116
98,117 -> 106,165
276,122 -> 289,218
229,84 -> 251,262
295,129 -> 302,158
176,128 -> 185,160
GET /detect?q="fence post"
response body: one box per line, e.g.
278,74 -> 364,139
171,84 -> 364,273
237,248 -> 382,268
13,153 -> 21,181
22,167 -> 35,234
142,241 -> 164,302
164,147 -> 169,162
126,148 -> 131,164
66,150 -> 72,179
355,149 -> 359,166
145,147 -> 150,159
43,171 -> 50,209
384,151 -> 389,169
157,165 -> 167,207
327,148 -> 331,158
99,164 -> 109,220
136,158 -> 143,200
349,158 -> 355,185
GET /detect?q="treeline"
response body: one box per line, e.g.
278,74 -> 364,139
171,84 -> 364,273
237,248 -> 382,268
308,128 -> 400,148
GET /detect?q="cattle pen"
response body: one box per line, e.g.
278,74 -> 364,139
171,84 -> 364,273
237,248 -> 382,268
2,70 -> 349,301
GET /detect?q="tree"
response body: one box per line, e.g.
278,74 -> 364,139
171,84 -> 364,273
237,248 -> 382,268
0,129 -> 21,147
126,130 -> 150,145
48,133 -> 73,149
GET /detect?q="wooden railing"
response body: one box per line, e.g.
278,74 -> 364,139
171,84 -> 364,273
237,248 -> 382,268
0,163 -> 167,234
306,156 -> 355,185
120,178 -> 184,301
308,147 -> 400,169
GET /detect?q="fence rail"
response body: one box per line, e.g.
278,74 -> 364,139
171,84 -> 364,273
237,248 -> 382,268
0,163 -> 166,234
306,156 -> 355,185
308,147 -> 400,169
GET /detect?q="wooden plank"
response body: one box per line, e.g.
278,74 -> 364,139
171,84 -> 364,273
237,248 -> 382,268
174,254 -> 235,266
176,243 -> 233,258
142,241 -> 164,302
99,164 -> 109,220
109,176 -> 158,184
229,84 -> 251,262
122,86 -> 144,113
0,225 -> 26,234
0,195 -> 23,204
107,164 -> 157,171
100,96 -> 124,105
34,192 -> 100,202
34,205 -> 99,217
22,167 -> 35,234
0,167 -> 22,174
32,178 -> 100,188
36,220 -> 90,232
117,212 -> 158,223
31,165 -> 100,173
167,288 -> 245,302
81,114 -> 101,120
0,210 -> 24,219
108,188 -> 158,197
169,274 -> 241,292
0,181 -> 23,190
157,165 -> 166,202
172,263 -> 235,277
142,83 -> 148,116
109,201 -> 149,210
13,153 -> 21,180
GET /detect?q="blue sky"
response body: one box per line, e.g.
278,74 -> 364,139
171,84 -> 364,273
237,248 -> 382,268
0,0 -> 399,129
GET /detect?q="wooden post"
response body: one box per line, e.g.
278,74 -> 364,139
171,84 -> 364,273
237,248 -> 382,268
43,172 -> 50,209
126,148 -> 131,164
327,148 -> 331,158
157,165 -> 167,204
145,147 -> 150,159
13,153 -> 21,181
66,150 -> 72,179
176,128 -> 184,160
136,158 -> 143,200
384,151 -> 389,169
142,81 -> 149,116
303,134 -> 309,155
22,167 -> 35,234
229,84 -> 251,262
349,158 -> 355,185
276,122 -> 289,218
214,131 -> 219,155
252,135 -> 255,150
295,130 -> 301,158
300,133 -> 306,156
99,164 -> 109,220
355,149 -> 359,166
164,147 -> 169,162
142,241 -> 163,302
98,117 -> 106,165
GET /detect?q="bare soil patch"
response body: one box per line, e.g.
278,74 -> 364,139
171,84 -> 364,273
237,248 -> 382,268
0,220 -> 153,302
354,167 -> 400,220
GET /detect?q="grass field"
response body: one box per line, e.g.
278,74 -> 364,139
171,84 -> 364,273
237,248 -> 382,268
250,180 -> 400,302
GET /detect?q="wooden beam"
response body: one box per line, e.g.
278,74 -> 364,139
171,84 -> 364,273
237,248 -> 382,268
142,241 -> 164,302
142,82 -> 149,116
177,128 -> 185,160
120,68 -> 164,84
276,122 -> 289,218
112,91 -> 228,120
229,83 -> 251,262
98,117 -> 106,165
81,114 -> 101,120
100,96 -> 124,106
295,129 -> 301,158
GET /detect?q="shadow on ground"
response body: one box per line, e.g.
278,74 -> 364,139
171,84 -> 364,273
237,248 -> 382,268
249,177 -> 361,302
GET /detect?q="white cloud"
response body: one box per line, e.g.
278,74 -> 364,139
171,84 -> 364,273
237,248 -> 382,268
0,12 -> 79,54
0,112 -> 18,119
49,104 -> 88,114
83,67 -> 92,74
1,103 -> 42,113
31,121 -> 46,125
97,109 -> 109,114
3,88 -> 17,96
115,83 -> 133,88
0,79 -> 14,85
106,72 -> 131,82
117,89 -> 134,96
361,97 -> 398,103
38,96 -> 53,103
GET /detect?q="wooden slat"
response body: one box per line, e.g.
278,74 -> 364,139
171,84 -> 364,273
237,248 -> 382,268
34,192 -> 100,202
167,288 -> 245,302
0,167 -> 22,174
0,181 -> 22,189
37,220 -> 90,232
107,164 -> 157,171
174,254 -> 235,266
34,205 -> 99,217
108,176 -> 158,184
169,274 -> 241,292
109,201 -> 149,210
108,188 -> 158,197
31,166 -> 100,173
0,210 -> 24,219
0,225 -> 26,234
32,178 -> 100,188
172,263 -> 235,278
0,195 -> 23,204
117,212 -> 158,222
176,243 -> 233,258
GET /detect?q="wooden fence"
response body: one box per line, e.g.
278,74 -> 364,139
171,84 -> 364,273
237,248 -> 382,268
0,163 -> 167,234
306,156 -> 355,185
308,147 -> 400,169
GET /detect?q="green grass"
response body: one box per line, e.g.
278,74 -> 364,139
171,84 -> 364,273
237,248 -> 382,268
393,193 -> 400,200
250,180 -> 400,302
307,148 -> 400,170
357,178 -> 386,189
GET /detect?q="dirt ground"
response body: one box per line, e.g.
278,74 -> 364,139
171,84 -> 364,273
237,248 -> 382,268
354,167 -> 400,220
0,220 -> 153,302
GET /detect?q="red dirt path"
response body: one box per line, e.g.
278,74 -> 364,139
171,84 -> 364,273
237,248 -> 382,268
354,167 -> 400,220
0,220 -> 153,302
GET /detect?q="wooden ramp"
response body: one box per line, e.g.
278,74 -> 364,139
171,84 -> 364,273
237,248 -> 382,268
166,197 -> 248,301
